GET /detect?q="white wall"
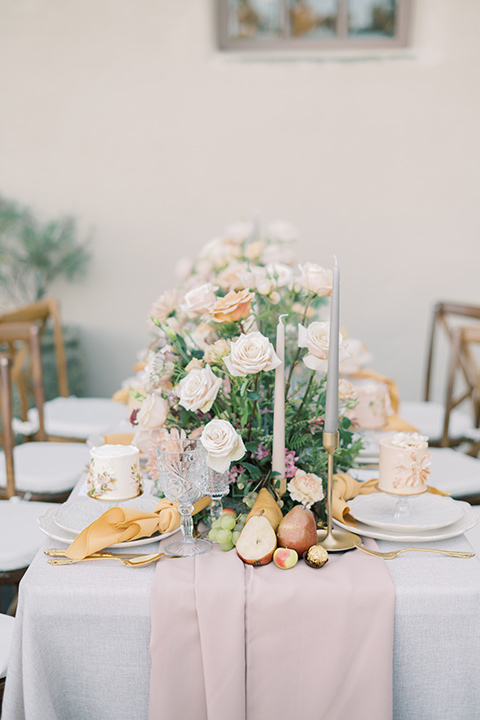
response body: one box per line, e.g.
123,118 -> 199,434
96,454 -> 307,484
0,0 -> 479,401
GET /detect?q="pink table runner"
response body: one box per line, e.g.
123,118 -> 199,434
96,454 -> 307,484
149,538 -> 394,720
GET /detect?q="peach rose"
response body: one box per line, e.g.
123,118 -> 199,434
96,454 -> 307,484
287,469 -> 324,508
217,262 -> 248,291
176,365 -> 222,413
136,393 -> 169,429
149,289 -> 182,325
298,263 -> 332,296
224,331 -> 281,377
181,282 -> 219,318
200,419 -> 246,473
209,289 -> 254,323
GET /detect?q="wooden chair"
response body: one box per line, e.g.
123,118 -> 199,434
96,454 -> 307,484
0,298 -> 129,442
400,301 -> 480,447
0,354 -> 59,616
0,333 -> 89,503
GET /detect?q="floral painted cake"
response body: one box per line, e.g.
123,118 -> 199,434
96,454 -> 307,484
87,444 -> 143,500
346,380 -> 388,430
378,433 -> 431,495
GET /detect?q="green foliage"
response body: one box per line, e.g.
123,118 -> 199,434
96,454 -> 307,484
0,194 -> 90,307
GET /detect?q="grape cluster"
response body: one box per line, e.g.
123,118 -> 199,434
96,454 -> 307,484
208,510 -> 249,552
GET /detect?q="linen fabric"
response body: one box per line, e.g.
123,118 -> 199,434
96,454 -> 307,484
149,540 -> 395,720
3,533 -> 480,720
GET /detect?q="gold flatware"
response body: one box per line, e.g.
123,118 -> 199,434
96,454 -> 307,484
356,544 -> 474,560
48,551 -> 182,567
45,548 -> 145,560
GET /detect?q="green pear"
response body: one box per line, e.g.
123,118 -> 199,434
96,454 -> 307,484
276,505 -> 318,556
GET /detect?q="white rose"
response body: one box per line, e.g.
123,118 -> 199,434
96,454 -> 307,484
298,322 -> 349,372
224,222 -> 254,243
176,365 -> 222,413
298,263 -> 332,296
339,338 -> 373,375
224,331 -> 282,377
237,266 -> 275,296
136,393 -> 169,429
181,283 -> 219,318
265,263 -> 293,288
200,419 -> 246,472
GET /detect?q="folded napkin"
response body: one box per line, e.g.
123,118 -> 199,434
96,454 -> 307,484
353,368 -> 419,432
112,388 -> 130,403
65,497 -> 211,560
332,472 -> 449,527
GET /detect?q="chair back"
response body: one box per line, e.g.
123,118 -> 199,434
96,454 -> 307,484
0,323 -> 47,441
425,302 -> 480,446
0,298 -> 69,398
0,354 -> 17,498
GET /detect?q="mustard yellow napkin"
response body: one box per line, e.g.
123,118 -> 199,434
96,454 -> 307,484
332,472 -> 449,528
103,432 -> 135,445
112,388 -> 130,403
353,368 -> 418,432
65,496 -> 211,560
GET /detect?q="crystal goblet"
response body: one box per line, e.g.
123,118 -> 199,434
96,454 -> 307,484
203,468 -> 230,525
156,438 -> 211,557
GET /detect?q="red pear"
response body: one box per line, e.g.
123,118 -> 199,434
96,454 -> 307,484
276,505 -> 318,556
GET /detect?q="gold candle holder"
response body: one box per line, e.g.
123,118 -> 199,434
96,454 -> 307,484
317,431 -> 360,552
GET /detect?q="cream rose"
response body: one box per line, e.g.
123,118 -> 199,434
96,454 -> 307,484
203,338 -> 231,364
338,378 -> 357,401
217,262 -> 248,291
265,262 -> 293,288
224,331 -> 282,377
176,365 -> 222,413
266,220 -> 299,243
287,470 -> 324,508
200,419 -> 246,472
298,263 -> 332,297
209,289 -> 254,323
298,322 -> 349,372
237,266 -> 275,296
136,393 -> 169,429
181,283 -> 219,318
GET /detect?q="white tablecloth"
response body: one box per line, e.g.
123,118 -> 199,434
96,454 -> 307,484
2,530 -> 480,720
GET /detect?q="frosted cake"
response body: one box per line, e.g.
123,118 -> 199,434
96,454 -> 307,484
378,432 -> 431,495
87,444 -> 143,500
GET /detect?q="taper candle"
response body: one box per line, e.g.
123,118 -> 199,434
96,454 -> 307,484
272,314 -> 286,494
324,257 -> 339,434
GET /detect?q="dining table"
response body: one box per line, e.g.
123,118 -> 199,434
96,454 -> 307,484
2,457 -> 480,720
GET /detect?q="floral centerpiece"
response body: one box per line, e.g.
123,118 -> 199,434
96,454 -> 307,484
131,220 -> 362,519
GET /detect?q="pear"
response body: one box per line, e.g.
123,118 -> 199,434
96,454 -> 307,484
236,515 -> 277,566
276,505 -> 318,556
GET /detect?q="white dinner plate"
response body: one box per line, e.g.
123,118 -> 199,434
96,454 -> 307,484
38,507 -> 179,548
54,495 -> 159,534
348,493 -> 463,532
333,500 -> 478,542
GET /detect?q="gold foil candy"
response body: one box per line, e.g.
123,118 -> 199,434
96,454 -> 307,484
305,544 -> 329,568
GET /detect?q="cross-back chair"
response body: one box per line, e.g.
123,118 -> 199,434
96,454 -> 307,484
400,301 -> 480,447
0,326 -> 89,502
447,325 -> 480,456
0,298 -> 129,442
0,354 -> 58,614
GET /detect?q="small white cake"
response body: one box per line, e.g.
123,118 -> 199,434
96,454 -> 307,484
346,380 -> 388,430
378,433 -> 431,495
87,444 -> 143,500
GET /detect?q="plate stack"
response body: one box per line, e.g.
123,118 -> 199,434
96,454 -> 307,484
333,492 -> 478,542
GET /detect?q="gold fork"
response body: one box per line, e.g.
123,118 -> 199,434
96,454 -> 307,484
48,551 -> 181,567
356,545 -> 475,560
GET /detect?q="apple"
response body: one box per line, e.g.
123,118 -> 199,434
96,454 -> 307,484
273,547 -> 298,569
276,505 -> 318,556
236,515 -> 277,566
